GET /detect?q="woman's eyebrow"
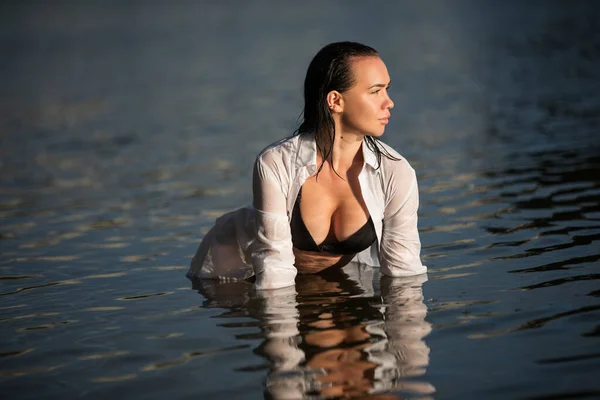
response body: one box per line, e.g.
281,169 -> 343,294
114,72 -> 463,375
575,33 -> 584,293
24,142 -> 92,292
367,81 -> 391,89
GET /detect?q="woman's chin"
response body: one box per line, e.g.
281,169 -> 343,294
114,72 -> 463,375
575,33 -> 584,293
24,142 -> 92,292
367,129 -> 386,138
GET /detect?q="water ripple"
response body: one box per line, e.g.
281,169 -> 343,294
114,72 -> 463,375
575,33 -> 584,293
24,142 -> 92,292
117,292 -> 172,301
0,280 -> 81,296
520,274 -> 600,290
0,2 -> 599,398
536,352 -> 600,365
140,345 -> 250,372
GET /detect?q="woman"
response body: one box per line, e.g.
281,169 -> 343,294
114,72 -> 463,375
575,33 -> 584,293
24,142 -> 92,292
188,41 -> 427,290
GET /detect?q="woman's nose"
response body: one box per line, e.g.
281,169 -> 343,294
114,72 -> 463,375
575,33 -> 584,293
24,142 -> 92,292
385,96 -> 394,110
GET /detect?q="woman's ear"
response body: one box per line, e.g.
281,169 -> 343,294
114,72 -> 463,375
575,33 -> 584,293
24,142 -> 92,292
326,90 -> 344,113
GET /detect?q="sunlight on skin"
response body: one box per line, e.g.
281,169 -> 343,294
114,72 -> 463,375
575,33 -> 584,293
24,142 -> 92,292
292,56 -> 394,274
293,247 -> 348,274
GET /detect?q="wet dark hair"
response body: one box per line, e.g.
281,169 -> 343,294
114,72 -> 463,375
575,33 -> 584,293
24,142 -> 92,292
296,41 -> 399,176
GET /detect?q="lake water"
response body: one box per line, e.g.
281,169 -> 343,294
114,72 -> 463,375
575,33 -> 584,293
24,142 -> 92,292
1,1 -> 599,399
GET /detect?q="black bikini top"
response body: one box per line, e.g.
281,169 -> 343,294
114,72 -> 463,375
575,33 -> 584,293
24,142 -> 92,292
290,187 -> 377,255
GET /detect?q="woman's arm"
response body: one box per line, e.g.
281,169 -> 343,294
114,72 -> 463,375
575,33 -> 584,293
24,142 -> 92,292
379,163 -> 427,277
251,152 -> 297,290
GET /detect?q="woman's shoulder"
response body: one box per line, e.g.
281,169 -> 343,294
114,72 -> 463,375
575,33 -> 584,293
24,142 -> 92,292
256,135 -> 301,169
373,141 -> 418,201
256,135 -> 300,162
253,134 -> 303,179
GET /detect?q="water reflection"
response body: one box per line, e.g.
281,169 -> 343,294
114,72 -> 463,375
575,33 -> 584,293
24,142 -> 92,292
1,1 -> 598,397
193,265 -> 433,398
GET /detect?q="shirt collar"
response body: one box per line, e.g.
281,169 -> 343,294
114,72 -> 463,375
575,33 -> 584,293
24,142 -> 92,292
296,133 -> 379,171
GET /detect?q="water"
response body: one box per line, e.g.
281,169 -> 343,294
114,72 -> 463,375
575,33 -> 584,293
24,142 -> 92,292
1,1 -> 599,398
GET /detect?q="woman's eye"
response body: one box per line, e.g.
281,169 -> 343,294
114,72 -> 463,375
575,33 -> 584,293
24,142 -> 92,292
371,89 -> 381,94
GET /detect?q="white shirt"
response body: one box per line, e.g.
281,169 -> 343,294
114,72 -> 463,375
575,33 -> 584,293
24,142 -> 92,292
187,133 -> 426,290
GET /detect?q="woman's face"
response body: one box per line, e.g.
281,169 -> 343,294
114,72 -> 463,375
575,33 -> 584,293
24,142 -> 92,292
338,56 -> 394,137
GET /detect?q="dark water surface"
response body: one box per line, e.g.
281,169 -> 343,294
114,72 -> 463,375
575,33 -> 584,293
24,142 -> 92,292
1,1 -> 599,399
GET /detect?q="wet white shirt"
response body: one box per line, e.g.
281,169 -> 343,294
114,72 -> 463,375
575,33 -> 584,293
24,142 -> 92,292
187,133 -> 427,290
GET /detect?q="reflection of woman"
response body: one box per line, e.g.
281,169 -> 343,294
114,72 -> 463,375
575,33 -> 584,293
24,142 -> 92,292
368,274 -> 432,394
262,269 -> 433,398
188,41 -> 426,290
194,265 -> 433,398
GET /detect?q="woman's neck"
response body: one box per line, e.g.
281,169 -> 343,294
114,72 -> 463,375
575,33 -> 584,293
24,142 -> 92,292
316,128 -> 364,174
331,130 -> 364,172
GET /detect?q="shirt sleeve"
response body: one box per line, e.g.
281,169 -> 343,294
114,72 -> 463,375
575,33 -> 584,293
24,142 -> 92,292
379,162 -> 427,277
251,152 -> 297,290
